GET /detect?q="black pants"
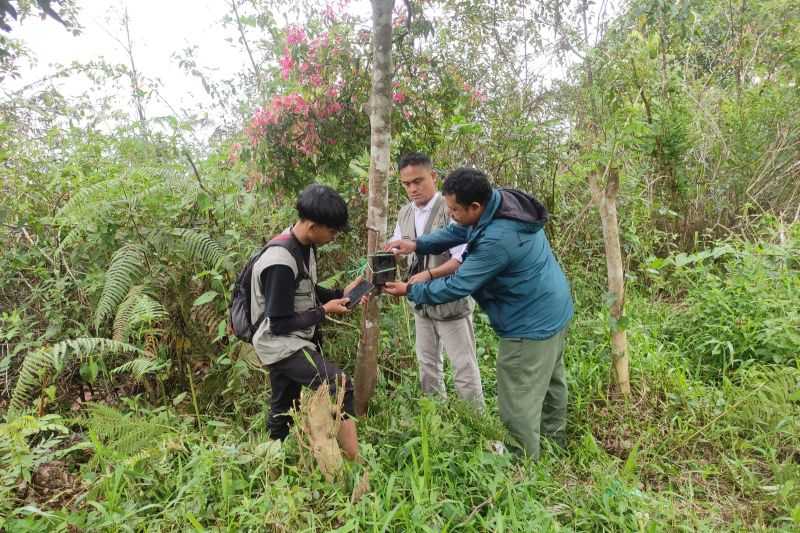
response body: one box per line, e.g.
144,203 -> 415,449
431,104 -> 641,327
266,348 -> 355,440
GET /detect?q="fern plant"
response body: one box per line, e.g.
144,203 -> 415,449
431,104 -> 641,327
112,356 -> 170,381
112,286 -> 167,342
82,403 -> 178,470
0,414 -> 70,517
94,244 -> 148,330
9,338 -> 144,414
172,228 -> 225,268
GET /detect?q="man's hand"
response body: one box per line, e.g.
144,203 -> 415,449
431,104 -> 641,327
323,297 -> 351,315
384,239 -> 416,255
383,281 -> 409,297
408,270 -> 433,284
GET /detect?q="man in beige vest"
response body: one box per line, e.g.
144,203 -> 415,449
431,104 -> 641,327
390,153 -> 484,407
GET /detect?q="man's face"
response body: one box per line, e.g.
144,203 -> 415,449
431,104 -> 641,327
444,194 -> 484,226
308,224 -> 339,245
399,164 -> 437,207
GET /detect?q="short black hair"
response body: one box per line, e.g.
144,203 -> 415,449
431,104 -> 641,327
296,183 -> 349,231
442,168 -> 493,206
398,152 -> 432,171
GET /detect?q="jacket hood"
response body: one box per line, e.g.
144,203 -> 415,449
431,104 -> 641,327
473,188 -> 548,236
495,188 -> 548,225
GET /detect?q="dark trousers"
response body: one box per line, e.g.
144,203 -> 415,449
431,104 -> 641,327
266,348 -> 355,440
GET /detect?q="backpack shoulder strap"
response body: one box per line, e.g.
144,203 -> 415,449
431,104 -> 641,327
265,233 -> 308,281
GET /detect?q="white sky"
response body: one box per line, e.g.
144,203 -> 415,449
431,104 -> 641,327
6,1 -> 255,125
4,1 -> 380,141
5,1 -> 616,142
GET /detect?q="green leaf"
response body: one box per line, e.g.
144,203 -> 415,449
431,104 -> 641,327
215,319 -> 227,342
792,504 -> 800,524
80,359 -> 99,384
193,291 -> 218,307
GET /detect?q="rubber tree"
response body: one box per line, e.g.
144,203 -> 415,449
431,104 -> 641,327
354,0 -> 394,415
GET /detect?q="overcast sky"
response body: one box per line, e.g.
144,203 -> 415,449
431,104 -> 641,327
6,1 -> 254,124
5,1 -> 616,141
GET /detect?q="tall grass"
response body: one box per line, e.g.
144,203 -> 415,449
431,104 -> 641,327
1,235 -> 799,531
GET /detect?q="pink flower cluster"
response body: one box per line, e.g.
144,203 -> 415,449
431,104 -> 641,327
245,21 -> 360,161
286,26 -> 307,46
280,48 -> 294,80
247,93 -> 309,143
247,88 -> 346,157
281,30 -> 343,87
463,82 -> 487,103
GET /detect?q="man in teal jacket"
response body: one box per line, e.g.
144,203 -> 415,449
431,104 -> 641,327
384,167 -> 573,459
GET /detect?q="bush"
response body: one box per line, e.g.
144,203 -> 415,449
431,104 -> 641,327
656,237 -> 800,377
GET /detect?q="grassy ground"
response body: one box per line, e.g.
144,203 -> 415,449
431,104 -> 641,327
2,240 -> 799,531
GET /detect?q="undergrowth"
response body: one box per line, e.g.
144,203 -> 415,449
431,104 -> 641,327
1,235 -> 798,531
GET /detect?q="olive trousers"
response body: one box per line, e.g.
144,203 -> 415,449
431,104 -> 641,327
496,326 -> 569,459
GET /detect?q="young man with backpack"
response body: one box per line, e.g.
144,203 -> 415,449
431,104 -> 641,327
389,153 -> 484,407
237,184 -> 362,459
384,168 -> 574,460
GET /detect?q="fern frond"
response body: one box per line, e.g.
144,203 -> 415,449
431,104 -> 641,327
112,288 -> 166,342
56,227 -> 84,255
190,303 -> 221,338
171,228 -> 224,268
56,177 -> 126,223
138,172 -> 199,199
0,414 -> 69,513
130,294 -> 168,327
112,357 -> 169,380
84,404 -> 177,469
112,285 -> 145,342
95,244 -> 147,330
9,338 -> 144,414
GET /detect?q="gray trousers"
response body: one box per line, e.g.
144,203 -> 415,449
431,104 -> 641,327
414,314 -> 485,408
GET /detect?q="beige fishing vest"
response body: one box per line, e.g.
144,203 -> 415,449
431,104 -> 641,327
397,195 -> 474,321
250,229 -> 319,365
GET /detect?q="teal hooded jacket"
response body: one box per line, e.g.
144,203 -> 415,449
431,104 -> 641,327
407,188 -> 573,340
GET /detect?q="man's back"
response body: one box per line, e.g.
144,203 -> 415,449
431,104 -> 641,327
470,214 -> 572,339
408,188 -> 573,340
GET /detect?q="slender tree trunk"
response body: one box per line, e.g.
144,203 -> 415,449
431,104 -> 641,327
355,0 -> 394,416
122,8 -> 149,140
230,0 -> 262,91
589,167 -> 631,396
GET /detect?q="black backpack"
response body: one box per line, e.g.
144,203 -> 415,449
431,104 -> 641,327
229,233 -> 307,343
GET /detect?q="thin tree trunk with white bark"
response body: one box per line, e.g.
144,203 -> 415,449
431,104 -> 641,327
355,0 -> 394,416
589,167 -> 631,396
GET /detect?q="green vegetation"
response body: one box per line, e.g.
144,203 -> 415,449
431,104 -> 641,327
1,0 -> 798,530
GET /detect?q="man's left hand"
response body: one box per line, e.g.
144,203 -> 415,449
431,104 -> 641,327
408,271 -> 432,284
383,281 -> 408,296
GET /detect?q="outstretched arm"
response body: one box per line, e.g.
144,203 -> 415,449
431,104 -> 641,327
407,237 -> 508,304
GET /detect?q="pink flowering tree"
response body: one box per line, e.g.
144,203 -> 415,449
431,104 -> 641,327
241,16 -> 372,193
241,2 -> 486,194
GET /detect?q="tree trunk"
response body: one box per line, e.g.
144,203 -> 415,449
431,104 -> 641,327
589,167 -> 631,396
122,8 -> 149,140
355,0 -> 394,416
